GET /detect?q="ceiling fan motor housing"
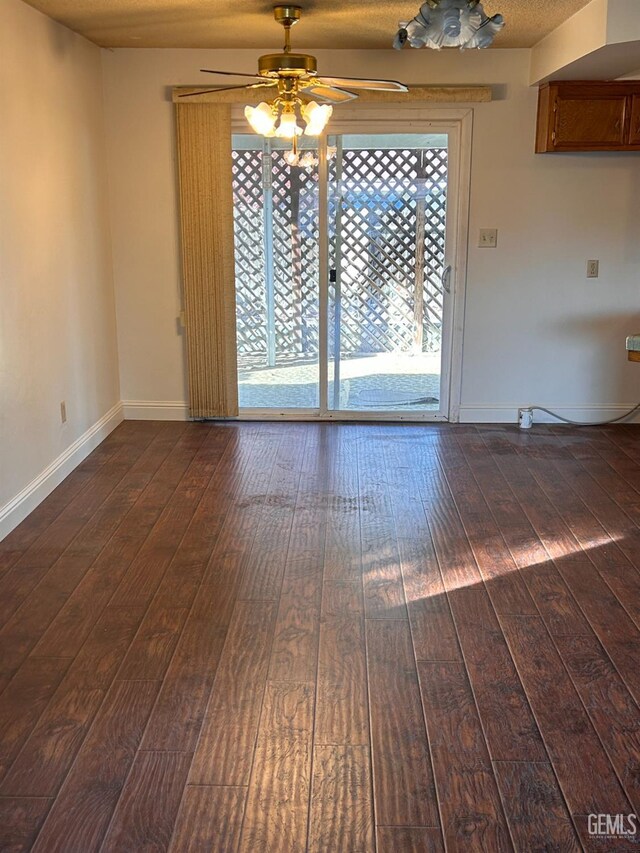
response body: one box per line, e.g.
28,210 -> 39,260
258,52 -> 317,77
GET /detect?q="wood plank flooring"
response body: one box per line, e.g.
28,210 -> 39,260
1,420 -> 640,850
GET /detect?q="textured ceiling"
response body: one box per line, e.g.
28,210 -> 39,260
22,0 -> 593,49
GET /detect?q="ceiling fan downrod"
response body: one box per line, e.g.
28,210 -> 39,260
273,5 -> 301,53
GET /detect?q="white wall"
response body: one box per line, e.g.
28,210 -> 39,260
0,0 -> 121,533
102,46 -> 640,422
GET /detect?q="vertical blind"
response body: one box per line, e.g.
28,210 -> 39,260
175,102 -> 239,418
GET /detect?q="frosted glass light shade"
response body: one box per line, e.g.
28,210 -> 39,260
394,0 -> 504,51
275,111 -> 303,139
244,103 -> 276,136
301,101 -> 333,136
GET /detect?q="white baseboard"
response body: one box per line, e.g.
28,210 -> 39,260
121,399 -> 640,426
459,404 -> 640,425
0,402 -> 124,542
122,400 -> 190,421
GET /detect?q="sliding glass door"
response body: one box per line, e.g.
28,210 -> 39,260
232,136 -> 321,410
327,133 -> 450,416
231,125 -> 460,420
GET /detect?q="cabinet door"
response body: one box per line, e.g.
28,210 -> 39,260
630,95 -> 640,145
553,94 -> 627,149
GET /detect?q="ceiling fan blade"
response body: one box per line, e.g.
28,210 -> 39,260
315,76 -> 408,92
305,85 -> 358,103
178,82 -> 277,98
200,68 -> 266,81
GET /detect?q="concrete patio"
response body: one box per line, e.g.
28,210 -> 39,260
237,351 -> 442,411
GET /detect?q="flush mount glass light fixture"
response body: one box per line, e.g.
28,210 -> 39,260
393,0 -> 504,51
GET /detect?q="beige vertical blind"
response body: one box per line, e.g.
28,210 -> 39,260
175,102 -> 239,418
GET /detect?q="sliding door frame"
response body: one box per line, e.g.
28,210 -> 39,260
231,105 -> 473,423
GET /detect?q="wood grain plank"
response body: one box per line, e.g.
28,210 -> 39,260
447,585 -> 546,762
419,444 -> 545,763
0,421 -> 155,576
169,785 -> 246,853
108,435 -> 224,608
0,424 -> 183,688
492,761 -> 580,852
315,582 -> 369,747
383,434 -> 461,661
323,426 -> 362,583
100,750 -> 192,853
523,437 -> 640,625
501,614 -> 631,817
188,600 -> 277,786
366,619 -> 438,827
268,558 -> 322,683
0,796 -> 52,852
0,450 -> 152,626
555,631 -> 640,813
436,435 -> 537,616
455,431 -> 590,638
308,744 -> 374,853
0,605 -> 144,796
483,430 -> 640,705
117,604 -> 189,681
27,425 -> 211,662
0,657 -> 70,780
31,680 -> 158,853
418,661 -> 512,851
237,426 -> 309,600
139,539 -> 250,752
136,421 -> 274,753
358,435 -> 408,620
134,426 -> 272,751
238,681 -> 314,853
398,534 -> 462,663
376,826 -> 444,853
0,431 -> 160,629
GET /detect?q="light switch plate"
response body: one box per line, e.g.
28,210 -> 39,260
479,228 -> 498,248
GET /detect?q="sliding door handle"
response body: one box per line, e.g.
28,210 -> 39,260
442,264 -> 452,294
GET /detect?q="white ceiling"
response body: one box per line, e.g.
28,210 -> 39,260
22,0 -> 593,50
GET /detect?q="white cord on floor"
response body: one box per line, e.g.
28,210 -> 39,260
529,403 -> 640,427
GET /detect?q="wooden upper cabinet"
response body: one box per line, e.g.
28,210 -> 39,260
630,94 -> 640,145
536,82 -> 640,153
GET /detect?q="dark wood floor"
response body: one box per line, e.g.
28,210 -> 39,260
1,420 -> 640,851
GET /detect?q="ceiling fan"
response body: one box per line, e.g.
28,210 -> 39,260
179,5 -> 408,148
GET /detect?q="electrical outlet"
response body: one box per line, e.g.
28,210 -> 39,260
518,407 -> 533,429
587,260 -> 599,279
60,401 -> 67,424
479,228 -> 498,248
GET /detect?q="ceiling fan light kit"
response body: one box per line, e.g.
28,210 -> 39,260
182,4 -> 408,165
394,0 -> 504,51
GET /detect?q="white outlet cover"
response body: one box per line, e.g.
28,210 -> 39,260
479,228 -> 498,248
587,260 -> 599,278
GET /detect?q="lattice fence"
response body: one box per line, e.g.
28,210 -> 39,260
330,147 -> 447,355
271,157 -> 320,357
232,143 -> 447,362
232,150 -> 266,356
